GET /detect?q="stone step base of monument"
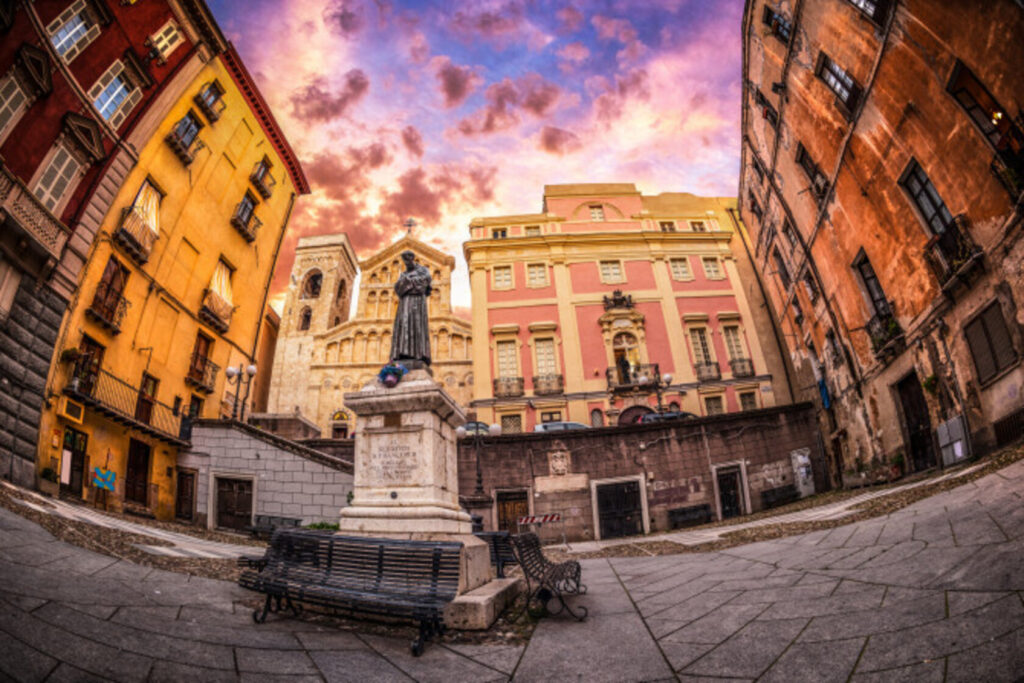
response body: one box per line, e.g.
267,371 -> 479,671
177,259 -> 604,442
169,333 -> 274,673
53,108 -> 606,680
444,577 -> 523,630
338,505 -> 473,535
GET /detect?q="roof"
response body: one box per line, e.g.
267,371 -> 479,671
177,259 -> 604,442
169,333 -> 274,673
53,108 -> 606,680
359,235 -> 455,270
543,183 -> 640,197
640,193 -> 736,216
221,45 -> 310,195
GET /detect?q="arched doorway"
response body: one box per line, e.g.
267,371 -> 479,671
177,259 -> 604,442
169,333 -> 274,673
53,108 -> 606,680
331,410 -> 350,438
618,405 -> 653,425
612,332 -> 640,384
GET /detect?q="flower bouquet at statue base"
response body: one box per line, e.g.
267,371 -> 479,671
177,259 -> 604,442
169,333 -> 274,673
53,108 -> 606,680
377,362 -> 408,388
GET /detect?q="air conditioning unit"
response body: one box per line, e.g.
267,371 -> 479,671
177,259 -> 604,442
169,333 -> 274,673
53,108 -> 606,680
58,396 -> 85,424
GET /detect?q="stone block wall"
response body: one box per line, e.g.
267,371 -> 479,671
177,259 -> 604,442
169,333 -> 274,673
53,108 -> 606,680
178,421 -> 353,528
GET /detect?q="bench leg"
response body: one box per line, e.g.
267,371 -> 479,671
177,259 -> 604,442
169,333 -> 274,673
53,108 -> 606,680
411,619 -> 434,657
284,595 -> 302,617
253,594 -> 273,624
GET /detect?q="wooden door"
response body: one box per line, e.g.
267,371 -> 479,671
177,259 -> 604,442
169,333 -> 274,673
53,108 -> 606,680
717,468 -> 743,519
62,428 -> 88,495
125,439 -> 150,505
597,480 -> 643,539
496,490 -> 529,532
216,478 -> 253,530
897,374 -> 936,472
175,471 -> 195,521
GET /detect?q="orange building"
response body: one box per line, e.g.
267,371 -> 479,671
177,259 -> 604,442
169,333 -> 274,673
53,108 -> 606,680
464,184 -> 795,432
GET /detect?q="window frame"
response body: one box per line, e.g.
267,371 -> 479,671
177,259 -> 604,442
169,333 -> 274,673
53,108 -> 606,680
659,221 -> 676,232
739,390 -> 759,411
701,256 -> 724,280
526,262 -> 549,288
492,264 -> 513,290
598,259 -> 625,284
703,394 -> 725,416
0,71 -> 30,144
846,0 -> 890,25
589,204 -> 606,221
0,252 -> 21,321
495,339 -> 519,379
688,325 -> 715,365
946,60 -> 1023,162
964,300 -> 1018,385
148,20 -> 183,63
31,138 -> 85,214
899,158 -> 954,237
752,87 -> 779,128
498,413 -> 523,434
88,59 -> 142,129
491,228 -> 507,239
816,53 -> 862,117
524,225 -> 541,236
722,324 -> 747,361
762,5 -> 792,43
689,220 -> 708,233
795,143 -> 829,202
852,250 -> 889,316
669,257 -> 693,281
533,337 -> 558,376
47,0 -> 101,64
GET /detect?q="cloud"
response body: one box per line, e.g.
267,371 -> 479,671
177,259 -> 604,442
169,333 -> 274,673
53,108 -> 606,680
450,2 -> 523,38
557,41 -> 590,72
538,126 -> 581,155
456,73 -> 562,135
408,29 -> 430,63
322,0 -> 365,37
289,70 -> 369,122
432,56 -> 481,108
401,125 -> 424,157
592,68 -> 650,123
556,5 -> 583,33
378,163 -> 498,226
591,14 -> 647,64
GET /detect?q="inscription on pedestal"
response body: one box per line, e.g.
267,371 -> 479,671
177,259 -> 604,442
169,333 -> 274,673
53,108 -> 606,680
370,438 -> 418,484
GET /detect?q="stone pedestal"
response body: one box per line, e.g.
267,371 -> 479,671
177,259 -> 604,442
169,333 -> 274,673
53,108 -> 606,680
340,369 -> 490,593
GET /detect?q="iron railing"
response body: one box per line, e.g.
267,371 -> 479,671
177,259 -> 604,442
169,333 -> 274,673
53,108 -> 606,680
185,352 -> 219,393
532,374 -> 564,395
84,280 -> 129,334
866,300 -> 903,356
694,362 -> 721,382
607,362 -> 660,391
990,150 -> 1023,200
0,162 -> 70,263
198,289 -> 232,333
493,376 -> 524,398
65,360 -> 186,446
164,128 -> 202,166
114,206 -> 158,265
250,163 -> 276,199
729,358 -> 754,378
924,215 -> 983,288
194,85 -> 226,123
230,202 -> 262,242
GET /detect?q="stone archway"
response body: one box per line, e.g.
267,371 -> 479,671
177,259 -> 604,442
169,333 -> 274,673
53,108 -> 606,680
618,405 -> 654,426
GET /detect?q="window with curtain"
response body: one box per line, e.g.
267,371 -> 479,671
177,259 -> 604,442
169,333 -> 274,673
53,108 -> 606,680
121,180 -> 161,253
206,259 -> 234,320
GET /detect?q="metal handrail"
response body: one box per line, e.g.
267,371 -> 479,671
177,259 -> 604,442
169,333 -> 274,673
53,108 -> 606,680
186,351 -> 219,392
729,357 -> 754,378
694,362 -> 722,382
231,202 -> 262,242
493,376 -> 524,397
606,362 -> 660,390
85,280 -> 129,332
924,215 -> 981,285
532,374 -> 564,395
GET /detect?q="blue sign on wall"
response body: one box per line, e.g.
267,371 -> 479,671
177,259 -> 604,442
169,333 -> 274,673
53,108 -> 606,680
93,468 -> 116,492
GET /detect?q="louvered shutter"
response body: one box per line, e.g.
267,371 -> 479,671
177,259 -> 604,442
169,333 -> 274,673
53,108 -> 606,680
982,303 -> 1017,374
965,315 -> 997,383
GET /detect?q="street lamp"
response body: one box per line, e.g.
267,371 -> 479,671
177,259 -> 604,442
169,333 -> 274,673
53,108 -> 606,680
455,422 -> 501,497
645,372 -> 672,413
225,363 -> 257,421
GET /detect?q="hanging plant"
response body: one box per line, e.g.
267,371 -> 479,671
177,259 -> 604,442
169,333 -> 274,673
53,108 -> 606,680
922,374 -> 938,394
377,362 -> 408,388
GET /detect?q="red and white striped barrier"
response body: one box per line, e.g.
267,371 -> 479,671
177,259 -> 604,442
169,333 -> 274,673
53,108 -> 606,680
517,514 -> 561,525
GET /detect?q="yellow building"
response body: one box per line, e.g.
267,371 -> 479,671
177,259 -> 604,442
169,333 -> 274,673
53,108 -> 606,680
464,184 -> 795,431
36,46 -> 309,520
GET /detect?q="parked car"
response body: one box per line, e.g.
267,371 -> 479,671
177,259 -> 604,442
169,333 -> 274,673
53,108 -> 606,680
533,421 -> 590,432
459,421 -> 490,437
639,411 -> 697,424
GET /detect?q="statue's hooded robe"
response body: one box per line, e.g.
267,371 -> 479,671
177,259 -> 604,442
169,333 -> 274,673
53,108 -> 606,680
389,262 -> 432,365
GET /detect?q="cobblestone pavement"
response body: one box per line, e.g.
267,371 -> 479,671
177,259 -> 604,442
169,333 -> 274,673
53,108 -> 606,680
1,458 -> 1021,682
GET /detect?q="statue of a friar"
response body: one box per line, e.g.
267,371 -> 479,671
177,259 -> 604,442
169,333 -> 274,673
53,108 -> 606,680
389,250 -> 432,366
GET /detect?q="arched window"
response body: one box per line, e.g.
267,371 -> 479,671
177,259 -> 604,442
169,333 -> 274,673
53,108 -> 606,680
590,408 -> 604,428
669,401 -> 680,412
301,270 -> 323,299
298,307 -> 312,331
612,332 -> 640,383
331,410 -> 349,439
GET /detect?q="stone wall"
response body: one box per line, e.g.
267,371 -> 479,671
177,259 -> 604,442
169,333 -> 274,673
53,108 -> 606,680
178,421 -> 353,528
458,403 -> 825,543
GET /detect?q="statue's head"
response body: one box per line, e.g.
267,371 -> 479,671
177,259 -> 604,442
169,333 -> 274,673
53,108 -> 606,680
400,250 -> 416,265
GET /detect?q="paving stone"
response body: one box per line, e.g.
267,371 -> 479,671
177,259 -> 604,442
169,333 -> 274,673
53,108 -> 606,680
360,633 -> 507,683
294,629 -> 368,650
0,629 -> 58,681
149,660 -> 237,683
945,591 -> 1012,616
681,618 -> 807,678
798,593 -> 946,643
645,590 -> 742,636
945,624 -> 1024,683
659,603 -> 768,644
758,637 -> 864,682
658,640 -> 715,672
308,649 -> 414,682
44,662 -> 112,683
444,643 -> 524,674
850,659 -> 944,682
756,584 -> 885,619
235,647 -> 319,675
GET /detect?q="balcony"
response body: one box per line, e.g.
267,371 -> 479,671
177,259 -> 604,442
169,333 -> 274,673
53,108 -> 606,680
866,300 -> 905,361
250,164 -> 276,199
532,374 -> 564,396
185,353 -> 219,394
991,152 -> 1023,200
0,163 -> 70,266
493,376 -> 524,398
164,129 -> 202,166
607,362 -> 660,392
729,358 -> 754,378
114,206 -> 158,265
64,362 -> 187,447
198,289 -> 232,334
924,216 -> 984,296
193,90 -> 226,123
230,203 -> 262,243
84,281 -> 129,334
694,362 -> 722,382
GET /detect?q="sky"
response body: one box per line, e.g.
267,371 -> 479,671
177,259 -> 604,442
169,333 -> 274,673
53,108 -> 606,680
205,0 -> 746,313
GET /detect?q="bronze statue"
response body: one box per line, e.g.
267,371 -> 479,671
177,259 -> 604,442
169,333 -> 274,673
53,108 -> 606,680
389,250 -> 432,366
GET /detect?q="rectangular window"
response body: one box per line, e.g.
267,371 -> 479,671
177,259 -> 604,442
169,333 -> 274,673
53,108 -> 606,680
0,73 -> 29,143
964,302 -> 1017,384
500,414 -> 522,434
702,257 -> 722,279
762,222 -> 777,251
540,411 -> 562,423
0,253 -> 21,320
723,326 -> 745,360
172,111 -> 203,147
802,271 -> 820,303
237,193 -> 257,224
659,221 -> 676,232
148,21 -> 183,61
47,0 -> 100,63
89,60 -> 141,129
739,391 -> 758,411
792,296 -> 804,324
796,143 -> 829,201
496,340 -> 518,378
599,260 -> 623,283
33,142 -> 82,213
900,159 -> 954,236
195,81 -> 226,122
817,53 -> 862,114
689,220 -> 708,232
589,205 -> 605,221
535,338 -> 556,376
753,88 -> 778,128
527,263 -> 548,287
492,228 -> 507,239
947,61 -> 1023,159
524,225 -> 541,236
748,191 -> 763,220
91,256 -> 128,323
188,395 -> 204,419
690,328 -> 713,364
669,257 -> 691,280
704,395 -> 724,415
782,220 -> 798,249
773,249 -> 791,289
751,156 -> 766,184
493,265 -> 512,288
209,259 -> 234,308
847,0 -> 890,24
854,252 -> 888,315
135,373 -> 158,424
762,6 -> 792,43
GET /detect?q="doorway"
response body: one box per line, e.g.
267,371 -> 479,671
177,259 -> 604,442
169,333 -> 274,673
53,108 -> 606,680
61,428 -> 88,496
175,470 -> 195,521
716,466 -> 744,519
896,373 -> 936,472
125,439 -> 150,505
496,490 -> 529,532
596,479 -> 643,539
216,477 -> 253,530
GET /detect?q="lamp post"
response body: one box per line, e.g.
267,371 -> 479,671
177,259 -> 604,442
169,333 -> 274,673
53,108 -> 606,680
225,363 -> 257,421
637,371 -> 673,413
455,422 -> 501,497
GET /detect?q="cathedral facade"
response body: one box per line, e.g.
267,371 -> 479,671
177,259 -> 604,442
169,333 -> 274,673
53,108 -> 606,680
266,235 -> 473,438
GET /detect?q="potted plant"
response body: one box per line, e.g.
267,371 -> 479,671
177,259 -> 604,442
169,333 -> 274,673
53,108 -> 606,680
38,467 -> 59,497
890,452 -> 905,479
377,362 -> 408,388
59,348 -> 81,364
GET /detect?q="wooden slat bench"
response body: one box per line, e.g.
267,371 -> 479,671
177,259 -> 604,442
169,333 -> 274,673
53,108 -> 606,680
238,529 -> 462,655
509,532 -> 587,621
474,530 -> 518,578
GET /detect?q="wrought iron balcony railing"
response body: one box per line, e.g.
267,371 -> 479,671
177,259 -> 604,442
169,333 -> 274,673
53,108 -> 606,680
230,203 -> 262,243
924,215 -> 984,292
65,361 -> 187,446
250,163 -> 276,199
0,163 -> 70,264
164,129 -> 203,166
532,374 -> 564,395
729,357 -> 754,378
607,362 -> 660,391
493,376 -> 524,398
694,362 -> 722,382
866,300 -> 904,358
114,206 -> 158,265
991,151 -> 1023,200
185,352 -> 219,394
193,88 -> 226,123
84,280 -> 129,334
198,289 -> 232,334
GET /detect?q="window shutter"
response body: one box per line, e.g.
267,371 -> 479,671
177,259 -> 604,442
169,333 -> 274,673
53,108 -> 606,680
965,315 -> 997,383
982,303 -> 1017,374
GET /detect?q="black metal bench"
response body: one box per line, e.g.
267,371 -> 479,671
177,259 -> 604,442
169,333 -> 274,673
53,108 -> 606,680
509,532 -> 587,621
474,530 -> 518,578
238,529 -> 462,655
246,514 -> 302,539
668,503 -> 713,529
